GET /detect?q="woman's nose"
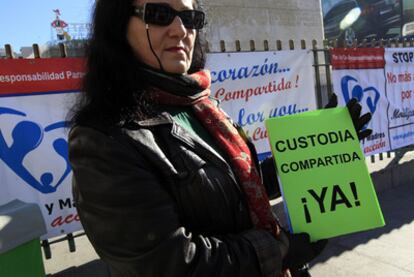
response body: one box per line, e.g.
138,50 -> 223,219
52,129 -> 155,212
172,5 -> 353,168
168,16 -> 187,38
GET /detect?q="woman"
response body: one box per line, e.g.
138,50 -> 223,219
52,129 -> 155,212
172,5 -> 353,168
68,0 -> 371,276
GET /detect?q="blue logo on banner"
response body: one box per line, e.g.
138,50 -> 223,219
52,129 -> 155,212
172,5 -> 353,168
341,75 -> 380,115
0,107 -> 71,194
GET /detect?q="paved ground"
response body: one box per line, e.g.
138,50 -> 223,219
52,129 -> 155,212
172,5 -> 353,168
310,183 -> 414,277
42,151 -> 414,277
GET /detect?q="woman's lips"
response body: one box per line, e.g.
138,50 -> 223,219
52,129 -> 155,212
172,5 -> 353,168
166,47 -> 186,54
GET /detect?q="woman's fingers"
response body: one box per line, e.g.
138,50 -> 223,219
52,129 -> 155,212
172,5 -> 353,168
358,128 -> 373,141
347,98 -> 361,124
346,99 -> 374,141
324,93 -> 338,109
355,112 -> 372,131
311,239 -> 328,256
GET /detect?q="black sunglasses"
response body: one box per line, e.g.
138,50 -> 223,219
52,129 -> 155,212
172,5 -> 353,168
132,3 -> 205,30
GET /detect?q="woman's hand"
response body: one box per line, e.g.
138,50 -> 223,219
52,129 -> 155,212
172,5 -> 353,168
280,230 -> 327,270
346,98 -> 372,141
324,93 -> 373,141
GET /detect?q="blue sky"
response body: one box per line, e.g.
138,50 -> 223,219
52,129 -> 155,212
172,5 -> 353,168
0,0 -> 95,52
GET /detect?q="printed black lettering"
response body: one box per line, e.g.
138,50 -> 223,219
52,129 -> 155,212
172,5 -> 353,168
290,162 -> 299,172
308,187 -> 328,213
59,198 -> 72,209
308,134 -> 317,146
344,129 -> 355,141
324,156 -> 333,166
328,131 -> 339,143
45,203 -> 54,215
302,198 -> 312,223
393,52 -> 398,63
281,163 -> 289,173
330,185 -> 352,211
318,133 -> 329,145
275,141 -> 286,152
299,160 -> 310,170
317,157 -> 325,167
286,138 -> 297,151
298,136 -> 308,149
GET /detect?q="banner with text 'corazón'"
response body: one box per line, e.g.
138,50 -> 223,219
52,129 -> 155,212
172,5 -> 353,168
206,51 -> 317,160
0,58 -> 84,239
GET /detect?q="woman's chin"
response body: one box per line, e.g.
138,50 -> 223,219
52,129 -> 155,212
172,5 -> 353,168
163,61 -> 190,75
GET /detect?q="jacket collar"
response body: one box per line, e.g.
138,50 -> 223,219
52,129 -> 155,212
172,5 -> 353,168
130,112 -> 229,164
124,111 -> 238,187
130,112 -> 173,127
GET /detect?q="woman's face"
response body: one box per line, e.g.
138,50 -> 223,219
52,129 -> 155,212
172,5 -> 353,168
127,0 -> 197,74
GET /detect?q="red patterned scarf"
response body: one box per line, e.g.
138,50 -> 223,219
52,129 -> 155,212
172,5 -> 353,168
145,68 -> 280,238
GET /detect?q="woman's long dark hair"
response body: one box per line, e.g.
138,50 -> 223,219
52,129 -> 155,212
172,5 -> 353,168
68,0 -> 207,127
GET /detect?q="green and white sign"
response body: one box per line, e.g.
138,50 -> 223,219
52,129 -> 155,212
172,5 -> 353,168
265,107 -> 385,241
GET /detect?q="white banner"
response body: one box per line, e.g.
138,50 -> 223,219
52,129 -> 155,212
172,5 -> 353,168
0,58 -> 84,239
331,47 -> 414,155
0,93 -> 81,239
206,51 -> 317,159
332,69 -> 390,155
385,48 -> 414,150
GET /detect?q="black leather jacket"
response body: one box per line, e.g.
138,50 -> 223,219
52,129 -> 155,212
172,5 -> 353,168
68,112 -> 285,277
